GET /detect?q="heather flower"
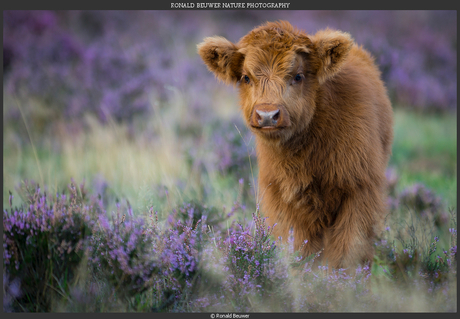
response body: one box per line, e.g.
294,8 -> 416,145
3,180 -> 92,312
91,216 -> 158,296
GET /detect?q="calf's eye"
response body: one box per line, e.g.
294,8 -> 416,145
243,75 -> 250,84
294,73 -> 302,82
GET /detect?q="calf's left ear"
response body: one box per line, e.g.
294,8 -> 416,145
197,36 -> 244,85
311,29 -> 354,84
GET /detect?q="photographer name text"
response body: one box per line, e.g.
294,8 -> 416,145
171,2 -> 290,9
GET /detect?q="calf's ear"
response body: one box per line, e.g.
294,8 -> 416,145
311,29 -> 354,84
197,36 -> 244,85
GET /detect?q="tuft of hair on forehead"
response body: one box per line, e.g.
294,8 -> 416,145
243,46 -> 298,80
238,20 -> 312,53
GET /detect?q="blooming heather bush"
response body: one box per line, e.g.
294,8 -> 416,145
398,183 -> 449,228
3,179 -> 457,312
88,200 -> 214,311
375,205 -> 456,287
88,202 -> 158,298
385,168 -> 450,229
193,213 -> 378,312
173,201 -> 228,231
226,210 -> 277,281
3,180 -> 92,312
377,188 -> 454,291
191,208 -> 281,311
374,176 -> 457,301
220,210 -> 278,309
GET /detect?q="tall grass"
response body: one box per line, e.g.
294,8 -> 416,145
3,90 -> 249,216
4,105 -> 456,211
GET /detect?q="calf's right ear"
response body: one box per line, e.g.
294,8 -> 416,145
310,29 -> 354,85
197,36 -> 244,85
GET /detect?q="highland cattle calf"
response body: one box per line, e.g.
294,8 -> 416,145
198,21 -> 393,270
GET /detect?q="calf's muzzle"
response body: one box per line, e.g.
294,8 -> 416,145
250,103 -> 290,129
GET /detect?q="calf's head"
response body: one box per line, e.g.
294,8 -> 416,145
198,21 -> 353,143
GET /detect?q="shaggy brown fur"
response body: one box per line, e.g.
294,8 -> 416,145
198,21 -> 393,270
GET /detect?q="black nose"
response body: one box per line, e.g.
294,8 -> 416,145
255,109 -> 280,127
